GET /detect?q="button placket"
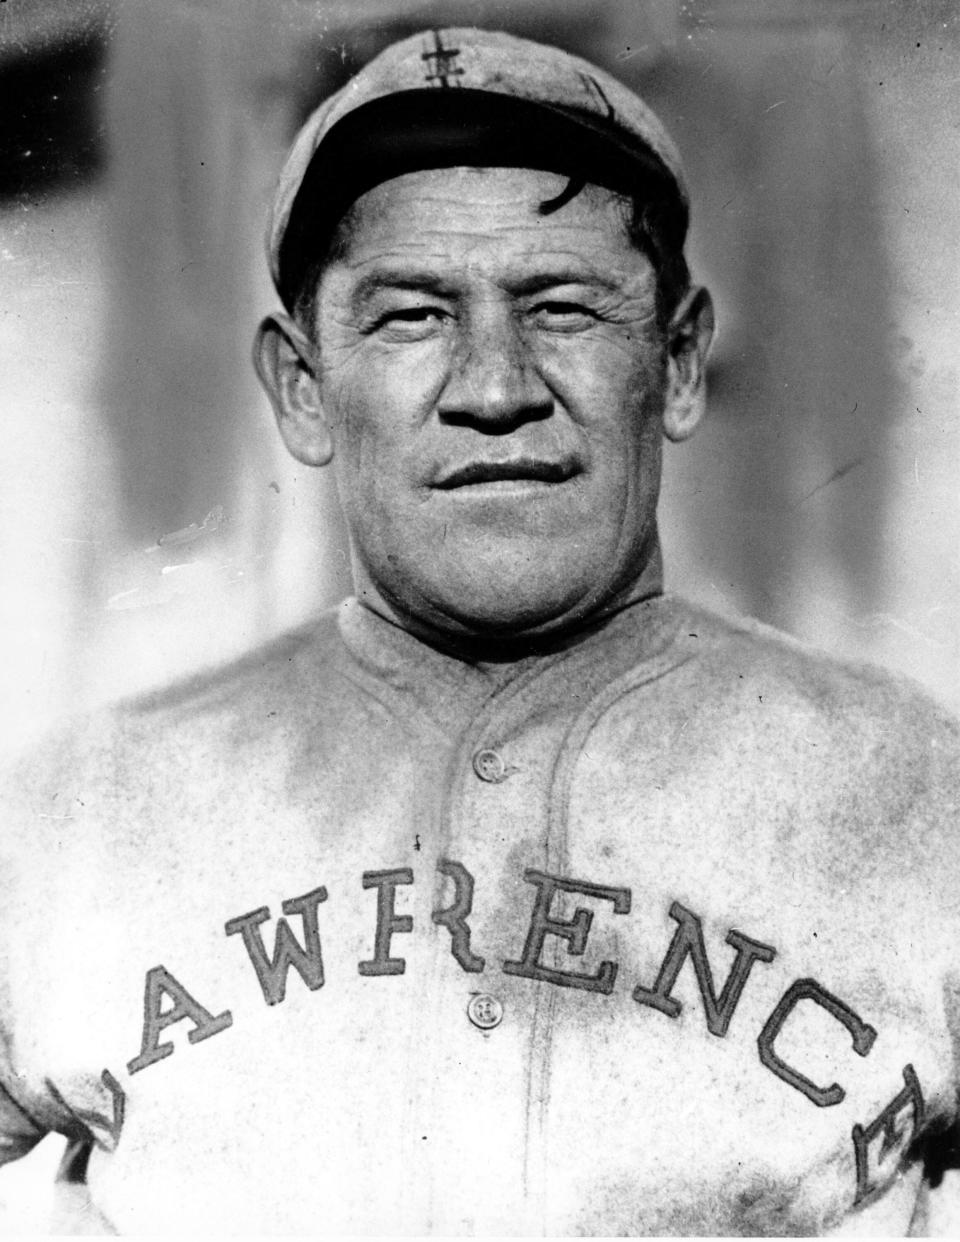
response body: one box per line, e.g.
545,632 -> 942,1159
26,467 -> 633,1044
467,992 -> 504,1030
472,747 -> 519,783
472,748 -> 504,782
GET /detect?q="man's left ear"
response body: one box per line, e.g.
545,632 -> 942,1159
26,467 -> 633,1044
662,286 -> 715,443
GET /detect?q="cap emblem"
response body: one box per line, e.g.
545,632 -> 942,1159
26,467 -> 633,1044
421,30 -> 465,88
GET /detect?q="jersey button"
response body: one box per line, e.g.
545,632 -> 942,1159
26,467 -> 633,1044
467,993 -> 504,1030
472,748 -> 506,783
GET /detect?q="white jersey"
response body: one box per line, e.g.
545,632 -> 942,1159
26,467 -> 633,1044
1,594 -> 958,1233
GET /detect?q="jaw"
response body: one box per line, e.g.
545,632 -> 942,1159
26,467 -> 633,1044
351,500 -> 663,650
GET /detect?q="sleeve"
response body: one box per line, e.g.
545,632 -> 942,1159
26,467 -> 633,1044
0,1078 -> 47,1167
0,707 -> 131,1172
914,1127 -> 960,1235
0,730 -> 76,1169
921,709 -> 960,1233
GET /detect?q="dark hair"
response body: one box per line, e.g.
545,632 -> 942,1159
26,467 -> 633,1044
292,216 -> 355,337
292,177 -> 690,338
627,197 -> 690,332
535,176 -> 690,333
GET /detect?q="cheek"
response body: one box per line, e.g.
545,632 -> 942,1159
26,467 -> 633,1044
547,346 -> 664,480
326,385 -> 423,537
324,372 -> 397,488
584,379 -> 667,535
539,327 -> 664,419
325,348 -> 440,460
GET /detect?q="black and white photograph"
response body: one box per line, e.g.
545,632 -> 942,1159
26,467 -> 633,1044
0,0 -> 958,1234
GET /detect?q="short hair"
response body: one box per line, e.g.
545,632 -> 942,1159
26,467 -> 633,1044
625,199 -> 691,332
291,177 -> 690,340
537,178 -> 691,334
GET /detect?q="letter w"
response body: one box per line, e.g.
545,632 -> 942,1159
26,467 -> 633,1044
225,886 -> 328,1006
633,901 -> 776,1037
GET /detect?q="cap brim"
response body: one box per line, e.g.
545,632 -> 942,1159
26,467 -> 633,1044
277,88 -> 687,312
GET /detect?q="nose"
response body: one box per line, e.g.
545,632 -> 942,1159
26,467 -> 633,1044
437,299 -> 553,430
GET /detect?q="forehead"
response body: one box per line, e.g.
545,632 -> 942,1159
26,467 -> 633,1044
324,166 -> 645,285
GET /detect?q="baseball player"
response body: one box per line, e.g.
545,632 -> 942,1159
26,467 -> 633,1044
2,27 -> 958,1235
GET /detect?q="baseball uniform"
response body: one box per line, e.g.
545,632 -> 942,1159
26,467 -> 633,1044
1,573 -> 957,1233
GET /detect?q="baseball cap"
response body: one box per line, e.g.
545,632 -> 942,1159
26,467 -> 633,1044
269,26 -> 689,313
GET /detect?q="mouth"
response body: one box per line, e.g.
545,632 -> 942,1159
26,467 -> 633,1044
432,456 -> 580,490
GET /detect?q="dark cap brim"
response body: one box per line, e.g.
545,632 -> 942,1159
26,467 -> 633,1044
277,87 -> 688,312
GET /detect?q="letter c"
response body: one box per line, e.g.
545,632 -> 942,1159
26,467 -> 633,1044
758,978 -> 877,1107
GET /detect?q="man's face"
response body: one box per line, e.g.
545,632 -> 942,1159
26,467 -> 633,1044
298,166 -> 689,642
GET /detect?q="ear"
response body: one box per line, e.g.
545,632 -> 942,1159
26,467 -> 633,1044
253,313 -> 333,467
662,286 -> 715,443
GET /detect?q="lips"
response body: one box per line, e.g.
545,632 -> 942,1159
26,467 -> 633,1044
433,456 -> 580,489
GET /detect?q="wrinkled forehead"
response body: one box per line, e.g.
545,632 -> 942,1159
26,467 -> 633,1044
314,167 -> 655,299
338,167 -> 635,246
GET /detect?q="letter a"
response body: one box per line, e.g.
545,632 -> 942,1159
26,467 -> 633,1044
126,966 -> 232,1075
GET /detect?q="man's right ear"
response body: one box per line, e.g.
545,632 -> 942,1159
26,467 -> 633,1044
253,314 -> 333,467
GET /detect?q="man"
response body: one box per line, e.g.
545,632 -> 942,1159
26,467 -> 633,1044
1,26 -> 958,1235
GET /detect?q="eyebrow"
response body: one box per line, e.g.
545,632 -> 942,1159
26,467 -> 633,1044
349,270 -> 458,308
506,270 -> 624,296
348,264 -> 625,309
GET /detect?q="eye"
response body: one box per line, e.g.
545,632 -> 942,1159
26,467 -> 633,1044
530,301 -> 597,331
374,305 -> 448,341
384,307 -> 441,323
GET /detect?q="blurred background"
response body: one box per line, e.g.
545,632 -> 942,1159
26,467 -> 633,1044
0,0 -> 958,1222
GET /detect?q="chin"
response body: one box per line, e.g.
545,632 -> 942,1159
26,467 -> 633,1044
375,534 -> 632,642
417,568 -> 600,641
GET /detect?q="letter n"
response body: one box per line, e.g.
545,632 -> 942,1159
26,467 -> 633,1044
126,967 -> 232,1074
225,885 -> 328,1006
633,901 -> 776,1037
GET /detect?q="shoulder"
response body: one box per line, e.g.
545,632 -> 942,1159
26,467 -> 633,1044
119,606 -> 345,729
697,603 -> 958,838
603,598 -> 959,876
0,610 -> 346,855
669,599 -> 958,753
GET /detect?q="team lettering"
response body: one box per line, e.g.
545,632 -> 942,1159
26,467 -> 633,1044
116,860 -> 922,1203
